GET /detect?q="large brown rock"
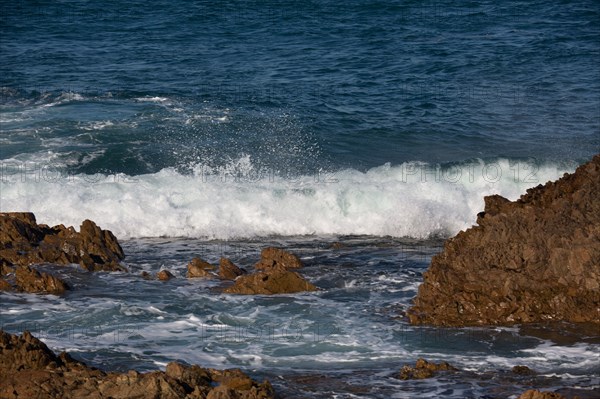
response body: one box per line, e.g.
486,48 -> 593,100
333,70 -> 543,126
409,155 -> 600,326
254,247 -> 304,271
0,212 -> 125,272
0,330 -> 275,399
224,267 -> 317,295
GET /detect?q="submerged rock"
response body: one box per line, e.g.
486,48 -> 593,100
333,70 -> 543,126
409,155 -> 600,326
512,365 -> 536,376
224,267 -> 317,295
186,257 -> 216,279
395,358 -> 457,380
141,271 -> 152,280
0,330 -> 275,399
0,212 -> 125,272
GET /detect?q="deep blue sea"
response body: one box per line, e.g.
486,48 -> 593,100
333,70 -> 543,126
1,1 -> 599,398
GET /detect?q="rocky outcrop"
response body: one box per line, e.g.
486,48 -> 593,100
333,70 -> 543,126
186,257 -> 216,278
395,358 -> 457,380
0,330 -> 275,399
255,247 -> 304,271
409,155 -> 600,326
223,248 -> 316,295
218,257 -> 246,280
0,212 -> 125,272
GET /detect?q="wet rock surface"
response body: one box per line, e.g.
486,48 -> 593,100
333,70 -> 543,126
0,330 -> 275,399
0,212 -> 125,273
409,155 -> 600,326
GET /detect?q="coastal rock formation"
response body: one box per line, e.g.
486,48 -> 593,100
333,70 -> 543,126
218,257 -> 246,280
255,247 -> 304,271
395,358 -> 457,380
409,155 -> 600,326
0,212 -> 125,272
224,248 -> 316,295
0,330 -> 275,399
186,257 -> 216,278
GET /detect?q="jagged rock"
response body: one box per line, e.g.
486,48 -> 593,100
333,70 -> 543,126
219,257 -> 246,280
15,265 -> 68,294
224,267 -> 317,295
517,389 -> 567,399
254,247 -> 304,271
157,270 -> 175,281
0,212 -> 125,272
141,271 -> 152,279
0,330 -> 275,399
395,358 -> 457,380
409,155 -> 600,326
187,257 -> 216,278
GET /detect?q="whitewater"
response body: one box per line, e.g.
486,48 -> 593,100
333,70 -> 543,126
0,157 -> 573,239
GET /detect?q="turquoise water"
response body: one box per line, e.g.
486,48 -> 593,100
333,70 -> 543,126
1,1 -> 599,397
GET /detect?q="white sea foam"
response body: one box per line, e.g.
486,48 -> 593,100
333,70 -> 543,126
0,158 -> 573,239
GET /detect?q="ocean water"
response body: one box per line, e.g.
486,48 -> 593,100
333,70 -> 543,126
1,1 -> 599,398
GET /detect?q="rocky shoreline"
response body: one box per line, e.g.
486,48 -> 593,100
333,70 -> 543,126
0,330 -> 274,399
2,155 -> 599,398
